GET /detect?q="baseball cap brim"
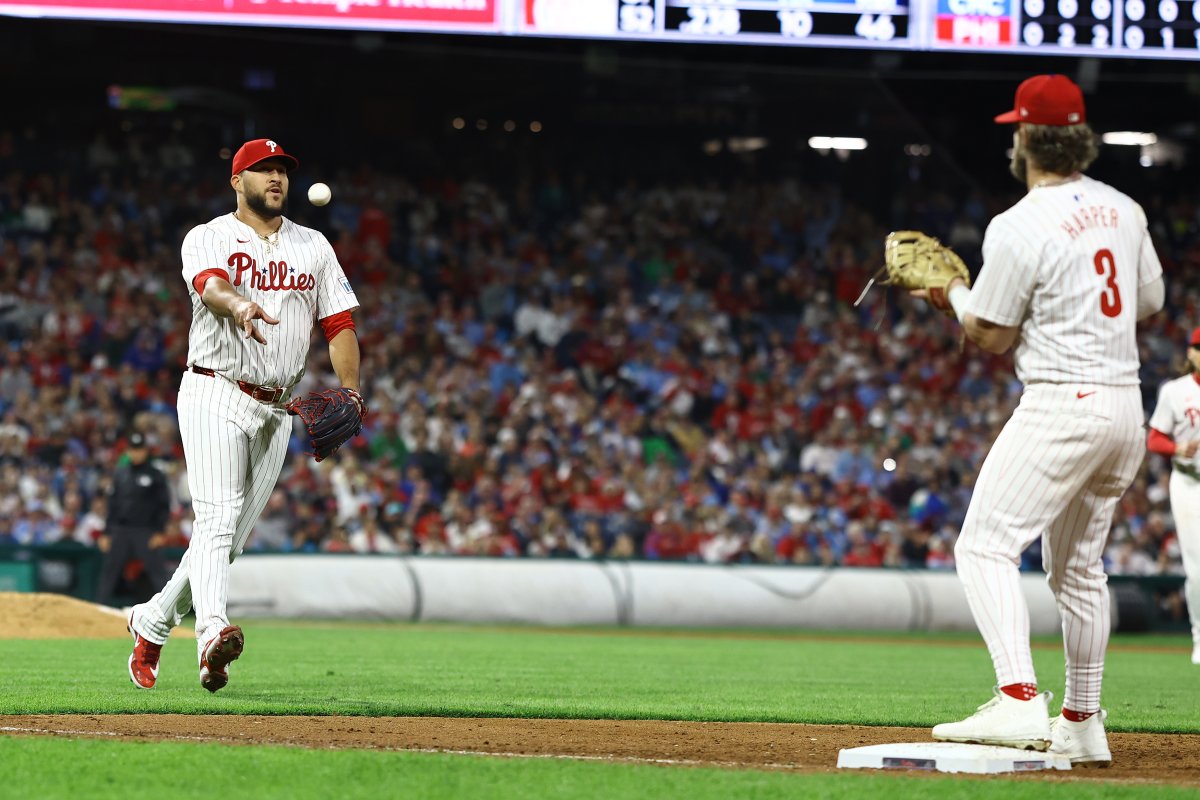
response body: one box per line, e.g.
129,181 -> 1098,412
239,153 -> 299,173
994,110 -> 1022,124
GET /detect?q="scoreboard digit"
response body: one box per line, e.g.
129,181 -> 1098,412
660,0 -> 911,48
931,0 -> 1200,54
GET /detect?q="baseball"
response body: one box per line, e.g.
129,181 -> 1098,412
308,182 -> 331,207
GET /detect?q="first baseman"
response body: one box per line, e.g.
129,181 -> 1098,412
921,75 -> 1165,764
1146,328 -> 1200,666
126,138 -> 362,692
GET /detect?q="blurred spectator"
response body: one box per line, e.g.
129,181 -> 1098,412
95,432 -> 171,606
0,121 -> 1192,632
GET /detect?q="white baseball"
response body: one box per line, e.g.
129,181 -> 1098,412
308,182 -> 332,207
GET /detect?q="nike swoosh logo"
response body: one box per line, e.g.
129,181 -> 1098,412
1077,391 -> 1096,399
237,238 -> 250,243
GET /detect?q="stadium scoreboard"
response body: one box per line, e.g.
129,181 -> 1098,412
623,0 -> 910,49
930,0 -> 1200,55
3,0 -> 1199,58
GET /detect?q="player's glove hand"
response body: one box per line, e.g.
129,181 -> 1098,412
285,387 -> 367,462
881,230 -> 971,316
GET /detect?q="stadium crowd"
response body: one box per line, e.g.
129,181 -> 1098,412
0,122 -> 1196,610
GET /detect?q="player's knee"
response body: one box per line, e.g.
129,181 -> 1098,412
1045,568 -> 1064,594
953,532 -> 985,565
1046,565 -> 1103,596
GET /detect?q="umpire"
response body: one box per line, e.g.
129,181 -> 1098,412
96,432 -> 172,607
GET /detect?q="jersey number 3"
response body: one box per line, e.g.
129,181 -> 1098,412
1094,248 -> 1122,318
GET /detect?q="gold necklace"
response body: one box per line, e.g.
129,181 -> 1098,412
234,211 -> 281,251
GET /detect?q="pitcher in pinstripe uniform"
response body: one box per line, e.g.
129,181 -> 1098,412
126,138 -> 362,693
922,76 -> 1165,764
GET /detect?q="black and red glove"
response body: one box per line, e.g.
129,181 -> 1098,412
285,388 -> 367,462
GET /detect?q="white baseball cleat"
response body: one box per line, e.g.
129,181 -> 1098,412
1049,710 -> 1112,767
932,687 -> 1052,751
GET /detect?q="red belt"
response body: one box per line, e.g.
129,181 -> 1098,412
188,365 -> 287,404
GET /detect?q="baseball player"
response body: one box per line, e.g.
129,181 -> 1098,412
1146,328 -> 1200,667
126,138 -> 362,692
918,75 -> 1164,764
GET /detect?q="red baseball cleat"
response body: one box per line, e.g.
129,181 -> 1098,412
127,613 -> 162,690
199,625 -> 244,693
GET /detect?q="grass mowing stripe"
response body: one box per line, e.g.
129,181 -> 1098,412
0,624 -> 1196,732
270,621 -> 1194,652
2,737 -> 1195,800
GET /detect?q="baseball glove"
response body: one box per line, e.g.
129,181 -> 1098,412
880,230 -> 971,316
286,388 -> 366,462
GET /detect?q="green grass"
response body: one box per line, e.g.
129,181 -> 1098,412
3,737 -> 1196,800
0,623 -> 1196,732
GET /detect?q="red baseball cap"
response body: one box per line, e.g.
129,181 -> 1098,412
994,75 -> 1086,126
1189,327 -> 1200,347
231,138 -> 299,176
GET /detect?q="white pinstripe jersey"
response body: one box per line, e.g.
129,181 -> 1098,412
966,175 -> 1162,386
1149,374 -> 1200,448
181,213 -> 359,388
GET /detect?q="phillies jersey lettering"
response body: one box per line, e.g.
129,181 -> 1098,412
1149,374 -> 1200,469
966,175 -> 1163,386
181,213 -> 359,388
228,253 -> 317,292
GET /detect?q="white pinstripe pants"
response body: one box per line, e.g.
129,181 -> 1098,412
1169,471 -> 1200,645
955,383 -> 1144,714
132,371 -> 291,661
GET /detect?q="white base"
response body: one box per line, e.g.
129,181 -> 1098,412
837,742 -> 1072,774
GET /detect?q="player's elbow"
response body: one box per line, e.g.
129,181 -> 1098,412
962,314 -> 1016,354
973,336 -> 1011,355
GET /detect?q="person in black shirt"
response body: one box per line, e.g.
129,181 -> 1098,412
96,432 -> 171,606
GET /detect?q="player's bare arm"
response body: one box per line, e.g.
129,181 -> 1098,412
328,327 -> 361,392
959,290 -> 1020,354
200,277 -> 280,345
913,276 -> 1019,354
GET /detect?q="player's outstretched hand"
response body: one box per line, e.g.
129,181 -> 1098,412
231,298 -> 279,345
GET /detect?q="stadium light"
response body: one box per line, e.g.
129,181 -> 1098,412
808,137 -> 868,151
728,137 -> 768,153
1102,131 -> 1157,146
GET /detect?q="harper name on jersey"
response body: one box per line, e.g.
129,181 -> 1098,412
966,175 -> 1163,387
1058,205 -> 1118,240
182,213 -> 359,389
